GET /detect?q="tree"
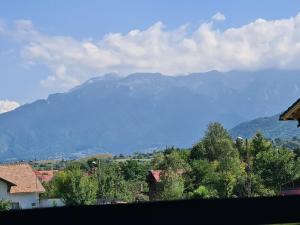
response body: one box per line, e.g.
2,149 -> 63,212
190,141 -> 206,161
86,158 -> 99,171
120,159 -> 149,181
158,170 -> 184,200
216,158 -> 243,198
190,122 -> 237,162
187,159 -> 219,192
234,172 -> 275,197
251,132 -> 272,155
152,149 -> 190,172
190,185 -> 218,199
190,123 -> 243,198
254,147 -> 298,193
40,181 -> 57,199
151,152 -> 165,169
52,166 -> 98,205
96,162 -> 134,202
119,159 -> 150,201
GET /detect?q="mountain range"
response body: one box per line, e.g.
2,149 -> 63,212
229,114 -> 300,139
0,70 -> 300,161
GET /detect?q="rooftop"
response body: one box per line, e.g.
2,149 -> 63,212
280,98 -> 300,122
34,170 -> 58,183
0,163 -> 45,194
149,169 -> 185,182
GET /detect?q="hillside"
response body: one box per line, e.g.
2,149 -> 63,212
0,70 -> 300,161
229,114 -> 300,139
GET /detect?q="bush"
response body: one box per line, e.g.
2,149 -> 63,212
0,199 -> 11,211
190,185 -> 218,199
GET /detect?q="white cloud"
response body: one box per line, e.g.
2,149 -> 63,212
0,100 -> 20,114
212,12 -> 226,21
2,13 -> 300,91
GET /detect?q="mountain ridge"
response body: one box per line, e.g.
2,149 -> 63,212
0,70 -> 300,161
229,113 -> 300,139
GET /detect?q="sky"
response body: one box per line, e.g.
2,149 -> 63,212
1,0 -> 300,112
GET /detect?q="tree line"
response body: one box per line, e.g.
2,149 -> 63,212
40,122 -> 300,205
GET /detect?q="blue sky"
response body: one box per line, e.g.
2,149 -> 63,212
0,0 -> 300,111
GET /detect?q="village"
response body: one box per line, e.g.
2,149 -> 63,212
0,98 -> 299,210
0,158 -> 183,209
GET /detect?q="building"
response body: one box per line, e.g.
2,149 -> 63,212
280,98 -> 300,195
0,163 -> 45,209
147,170 -> 163,201
280,178 -> 300,196
34,170 -> 58,183
279,98 -> 300,125
147,169 -> 184,201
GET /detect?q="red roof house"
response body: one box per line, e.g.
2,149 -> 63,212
147,169 -> 185,201
0,163 -> 45,209
34,170 -> 58,183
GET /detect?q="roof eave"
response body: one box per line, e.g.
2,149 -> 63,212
280,98 -> 300,121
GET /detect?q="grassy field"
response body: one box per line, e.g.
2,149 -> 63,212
76,153 -> 113,162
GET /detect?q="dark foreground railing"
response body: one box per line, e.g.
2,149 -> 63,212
1,196 -> 300,225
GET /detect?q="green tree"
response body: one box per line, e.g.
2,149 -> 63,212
120,159 -> 149,181
234,172 -> 275,197
190,141 -> 206,161
251,132 -> 272,155
190,123 -> 243,198
52,166 -> 98,205
190,185 -> 218,199
187,159 -> 219,192
96,162 -> 134,202
254,147 -> 298,193
40,181 -> 57,199
158,170 -> 184,200
190,122 -> 236,162
152,149 -> 190,171
151,152 -> 164,169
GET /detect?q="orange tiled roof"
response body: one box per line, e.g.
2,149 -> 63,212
0,163 -> 45,194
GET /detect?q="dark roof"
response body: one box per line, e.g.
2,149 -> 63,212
279,98 -> 300,121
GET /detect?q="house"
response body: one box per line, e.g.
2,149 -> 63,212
280,98 -> 300,126
34,170 -> 58,183
280,178 -> 300,196
279,99 -> 300,195
147,170 -> 163,201
147,169 -> 185,201
0,163 -> 45,209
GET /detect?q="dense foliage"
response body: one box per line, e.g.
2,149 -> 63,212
42,122 -> 300,205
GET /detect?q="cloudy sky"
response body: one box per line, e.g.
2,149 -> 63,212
0,0 -> 300,113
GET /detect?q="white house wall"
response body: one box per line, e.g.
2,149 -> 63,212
0,180 -> 39,209
39,198 -> 65,208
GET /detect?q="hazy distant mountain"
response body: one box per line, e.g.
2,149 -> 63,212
229,114 -> 300,140
0,70 -> 300,161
